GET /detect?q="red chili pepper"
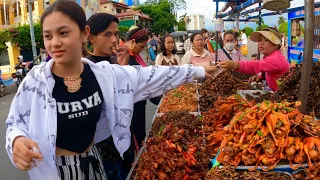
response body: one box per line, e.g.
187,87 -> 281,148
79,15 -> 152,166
240,132 -> 246,144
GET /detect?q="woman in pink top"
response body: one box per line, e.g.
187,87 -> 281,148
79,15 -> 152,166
181,33 -> 213,67
219,27 -> 290,91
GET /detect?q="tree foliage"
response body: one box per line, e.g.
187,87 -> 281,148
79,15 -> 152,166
255,18 -> 265,25
119,26 -> 129,34
143,0 -> 186,10
256,24 -> 268,31
0,23 -> 44,53
278,22 -> 288,36
278,16 -> 286,25
177,13 -> 187,31
136,1 -> 177,34
242,27 -> 254,37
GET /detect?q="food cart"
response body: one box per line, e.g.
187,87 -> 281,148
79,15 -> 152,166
288,5 -> 320,65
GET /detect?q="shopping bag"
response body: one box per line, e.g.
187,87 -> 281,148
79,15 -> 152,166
240,45 -> 248,55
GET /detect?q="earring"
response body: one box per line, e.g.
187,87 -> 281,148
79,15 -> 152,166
130,43 -> 135,50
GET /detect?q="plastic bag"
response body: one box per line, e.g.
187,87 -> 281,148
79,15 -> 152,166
240,45 -> 248,56
29,140 -> 61,180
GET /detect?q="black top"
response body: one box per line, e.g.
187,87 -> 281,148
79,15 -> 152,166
128,55 -> 140,66
53,64 -> 103,153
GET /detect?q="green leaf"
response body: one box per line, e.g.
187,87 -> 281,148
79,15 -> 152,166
159,125 -> 165,134
257,130 -> 263,136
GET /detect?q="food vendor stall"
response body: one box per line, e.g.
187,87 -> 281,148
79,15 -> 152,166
126,68 -> 320,179
124,0 -> 320,179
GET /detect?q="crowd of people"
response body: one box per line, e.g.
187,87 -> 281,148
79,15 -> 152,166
4,1 -> 290,180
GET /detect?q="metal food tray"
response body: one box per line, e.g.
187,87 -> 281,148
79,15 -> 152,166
209,150 -> 308,175
126,112 -> 201,180
237,90 -> 274,101
156,82 -> 200,114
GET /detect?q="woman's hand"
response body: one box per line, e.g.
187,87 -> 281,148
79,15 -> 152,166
248,75 -> 261,83
203,66 -> 218,78
112,45 -> 129,65
12,136 -> 42,171
219,60 -> 240,70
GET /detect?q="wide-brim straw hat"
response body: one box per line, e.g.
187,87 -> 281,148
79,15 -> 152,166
250,27 -> 283,45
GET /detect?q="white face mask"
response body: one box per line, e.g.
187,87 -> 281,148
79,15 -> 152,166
225,42 -> 234,51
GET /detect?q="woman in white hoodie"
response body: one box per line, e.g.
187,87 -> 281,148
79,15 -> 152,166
5,1 -> 217,180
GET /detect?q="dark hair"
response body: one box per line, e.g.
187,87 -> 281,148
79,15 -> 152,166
87,13 -> 119,35
200,28 -> 208,34
160,35 -> 177,56
251,54 -> 258,58
41,0 -> 87,32
126,24 -> 149,43
223,31 -> 236,39
190,33 -> 203,42
241,29 -> 246,33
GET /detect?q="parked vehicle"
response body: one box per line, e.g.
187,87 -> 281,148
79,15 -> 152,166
12,61 -> 26,87
0,70 -> 5,97
170,31 -> 187,54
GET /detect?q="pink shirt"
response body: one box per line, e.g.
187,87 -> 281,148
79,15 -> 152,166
237,50 -> 290,91
181,49 -> 213,67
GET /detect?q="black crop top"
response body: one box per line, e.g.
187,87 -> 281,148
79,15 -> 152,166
53,64 -> 103,153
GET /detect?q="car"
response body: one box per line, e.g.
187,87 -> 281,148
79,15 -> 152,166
170,31 -> 187,54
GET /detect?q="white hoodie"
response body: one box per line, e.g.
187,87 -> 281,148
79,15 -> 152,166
5,58 -> 205,179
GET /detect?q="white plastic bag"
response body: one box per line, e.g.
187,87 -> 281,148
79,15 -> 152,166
28,140 -> 61,180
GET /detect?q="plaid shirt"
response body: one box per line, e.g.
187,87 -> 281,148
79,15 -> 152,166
215,48 -> 246,62
184,38 -> 192,52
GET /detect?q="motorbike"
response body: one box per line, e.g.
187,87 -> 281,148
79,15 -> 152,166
0,70 -> 5,97
12,61 -> 26,87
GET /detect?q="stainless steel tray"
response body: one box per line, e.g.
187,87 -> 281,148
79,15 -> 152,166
237,90 -> 274,102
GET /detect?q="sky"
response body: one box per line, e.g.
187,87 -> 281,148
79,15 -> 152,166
139,0 -> 315,30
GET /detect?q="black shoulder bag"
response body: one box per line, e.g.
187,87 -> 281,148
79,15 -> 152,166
221,48 -> 233,61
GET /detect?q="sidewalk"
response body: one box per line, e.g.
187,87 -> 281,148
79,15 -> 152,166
2,84 -> 17,97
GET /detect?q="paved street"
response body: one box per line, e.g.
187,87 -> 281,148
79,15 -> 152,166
0,85 -> 29,180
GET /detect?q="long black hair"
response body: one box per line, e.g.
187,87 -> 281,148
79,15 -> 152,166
87,13 -> 119,36
160,35 -> 177,56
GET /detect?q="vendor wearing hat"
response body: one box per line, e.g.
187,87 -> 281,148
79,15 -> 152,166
219,27 -> 290,91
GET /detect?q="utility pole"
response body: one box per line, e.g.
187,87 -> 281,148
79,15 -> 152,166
28,0 -> 38,62
4,0 -> 7,27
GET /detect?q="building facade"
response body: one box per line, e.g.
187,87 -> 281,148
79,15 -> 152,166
100,0 -> 128,15
186,14 -> 205,30
0,0 -> 55,30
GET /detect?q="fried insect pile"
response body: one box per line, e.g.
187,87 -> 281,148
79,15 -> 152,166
203,95 -> 253,155
199,71 -> 251,112
215,101 -> 320,171
230,71 -> 254,82
134,112 -> 211,180
272,61 -> 320,117
158,83 -> 198,113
